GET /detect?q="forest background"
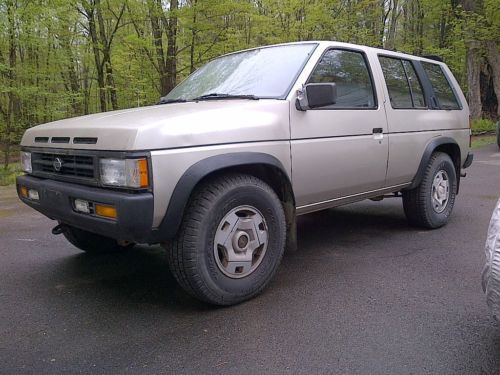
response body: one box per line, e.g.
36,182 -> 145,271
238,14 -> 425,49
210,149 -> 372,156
0,0 -> 499,174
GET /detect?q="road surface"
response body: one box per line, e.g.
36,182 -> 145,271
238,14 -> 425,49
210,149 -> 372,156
0,145 -> 499,374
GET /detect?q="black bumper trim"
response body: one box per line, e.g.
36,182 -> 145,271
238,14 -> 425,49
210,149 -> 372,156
463,152 -> 473,169
16,175 -> 154,243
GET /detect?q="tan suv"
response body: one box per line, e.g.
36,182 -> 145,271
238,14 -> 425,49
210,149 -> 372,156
17,41 -> 473,305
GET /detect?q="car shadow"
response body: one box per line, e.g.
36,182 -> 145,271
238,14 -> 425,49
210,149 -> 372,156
52,200 -> 413,310
295,200 -> 410,253
53,244 -> 213,312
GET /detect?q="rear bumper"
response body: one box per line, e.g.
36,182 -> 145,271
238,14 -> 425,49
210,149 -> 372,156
16,175 -> 154,243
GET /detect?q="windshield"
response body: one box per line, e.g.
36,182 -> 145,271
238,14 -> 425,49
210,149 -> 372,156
162,43 -> 317,101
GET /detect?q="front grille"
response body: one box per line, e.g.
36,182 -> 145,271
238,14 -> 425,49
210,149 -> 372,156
51,137 -> 70,143
73,137 -> 98,144
32,152 -> 95,179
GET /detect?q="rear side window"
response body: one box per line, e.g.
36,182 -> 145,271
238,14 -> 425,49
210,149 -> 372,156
308,49 -> 376,109
422,62 -> 461,110
379,56 -> 426,109
402,61 -> 425,108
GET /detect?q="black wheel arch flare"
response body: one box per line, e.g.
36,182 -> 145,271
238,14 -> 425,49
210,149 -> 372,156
153,152 -> 293,241
407,137 -> 461,192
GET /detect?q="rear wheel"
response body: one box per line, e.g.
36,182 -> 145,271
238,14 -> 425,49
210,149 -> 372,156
402,152 -> 457,229
165,173 -> 286,306
62,225 -> 134,254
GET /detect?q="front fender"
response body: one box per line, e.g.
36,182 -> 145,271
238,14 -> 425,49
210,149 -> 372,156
151,152 -> 291,241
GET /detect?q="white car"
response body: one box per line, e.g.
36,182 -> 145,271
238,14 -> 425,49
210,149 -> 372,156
483,199 -> 500,320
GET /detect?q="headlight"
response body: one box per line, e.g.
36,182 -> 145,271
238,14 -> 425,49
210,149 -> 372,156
20,151 -> 32,173
100,158 -> 149,188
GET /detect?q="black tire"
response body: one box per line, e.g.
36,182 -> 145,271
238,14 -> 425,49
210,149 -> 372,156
402,152 -> 457,229
164,173 -> 286,306
62,225 -> 134,254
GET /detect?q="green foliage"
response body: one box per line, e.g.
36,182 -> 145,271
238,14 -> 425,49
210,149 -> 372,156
0,0 -> 497,169
471,135 -> 496,149
0,164 -> 21,186
471,118 -> 496,135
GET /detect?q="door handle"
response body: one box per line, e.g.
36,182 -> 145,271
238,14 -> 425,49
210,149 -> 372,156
372,127 -> 384,142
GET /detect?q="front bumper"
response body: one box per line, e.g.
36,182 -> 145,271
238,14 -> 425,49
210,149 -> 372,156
16,175 -> 154,243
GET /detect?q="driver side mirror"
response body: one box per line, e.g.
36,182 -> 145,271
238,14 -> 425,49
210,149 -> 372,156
295,83 -> 337,111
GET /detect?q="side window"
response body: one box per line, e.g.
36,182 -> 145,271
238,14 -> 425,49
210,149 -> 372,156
308,49 -> 376,109
402,60 -> 425,108
422,62 -> 460,110
379,57 -> 412,108
379,57 -> 426,109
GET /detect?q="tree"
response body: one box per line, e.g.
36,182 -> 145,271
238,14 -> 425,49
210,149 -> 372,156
79,0 -> 125,112
0,0 -> 19,169
1,0 -> 498,169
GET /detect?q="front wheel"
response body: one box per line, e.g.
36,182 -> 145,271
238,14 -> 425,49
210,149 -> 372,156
402,152 -> 457,229
164,174 -> 286,306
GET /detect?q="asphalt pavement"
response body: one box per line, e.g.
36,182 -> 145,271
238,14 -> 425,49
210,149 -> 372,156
0,145 -> 499,374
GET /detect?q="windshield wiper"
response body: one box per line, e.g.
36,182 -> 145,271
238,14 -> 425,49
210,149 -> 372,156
192,93 -> 260,101
158,97 -> 187,105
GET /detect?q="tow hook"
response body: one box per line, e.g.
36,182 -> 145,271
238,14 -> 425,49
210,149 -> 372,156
51,224 -> 68,235
117,240 -> 133,247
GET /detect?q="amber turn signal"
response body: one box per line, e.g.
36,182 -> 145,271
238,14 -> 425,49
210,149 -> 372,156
19,186 -> 28,198
94,204 -> 117,219
137,159 -> 149,188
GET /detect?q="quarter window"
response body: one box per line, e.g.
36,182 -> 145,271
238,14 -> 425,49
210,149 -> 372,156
379,57 -> 426,109
422,62 -> 460,110
308,49 -> 376,109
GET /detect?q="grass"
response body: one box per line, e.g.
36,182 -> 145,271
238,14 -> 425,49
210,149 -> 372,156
471,135 -> 497,149
471,119 -> 496,135
0,147 -> 22,186
0,165 -> 22,186
470,119 -> 498,148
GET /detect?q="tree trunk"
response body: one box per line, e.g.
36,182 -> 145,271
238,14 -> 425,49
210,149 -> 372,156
480,64 -> 497,118
386,0 -> 399,50
149,0 -> 169,94
466,42 -> 482,119
165,0 -> 178,95
59,30 -> 82,115
485,41 -> 500,117
190,0 -> 198,74
96,0 -> 118,110
438,10 -> 448,48
83,2 -> 107,112
379,0 -> 390,48
459,0 -> 484,119
4,0 -> 19,169
415,0 -> 424,55
83,62 -> 91,115
42,35 -> 52,123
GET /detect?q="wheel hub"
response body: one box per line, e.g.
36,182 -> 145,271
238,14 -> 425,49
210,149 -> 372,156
214,205 -> 268,279
431,170 -> 450,213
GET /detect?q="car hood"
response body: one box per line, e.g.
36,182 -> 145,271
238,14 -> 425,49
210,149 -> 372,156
21,100 -> 290,151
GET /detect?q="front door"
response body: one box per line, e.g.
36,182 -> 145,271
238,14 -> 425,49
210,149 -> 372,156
290,48 -> 389,209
